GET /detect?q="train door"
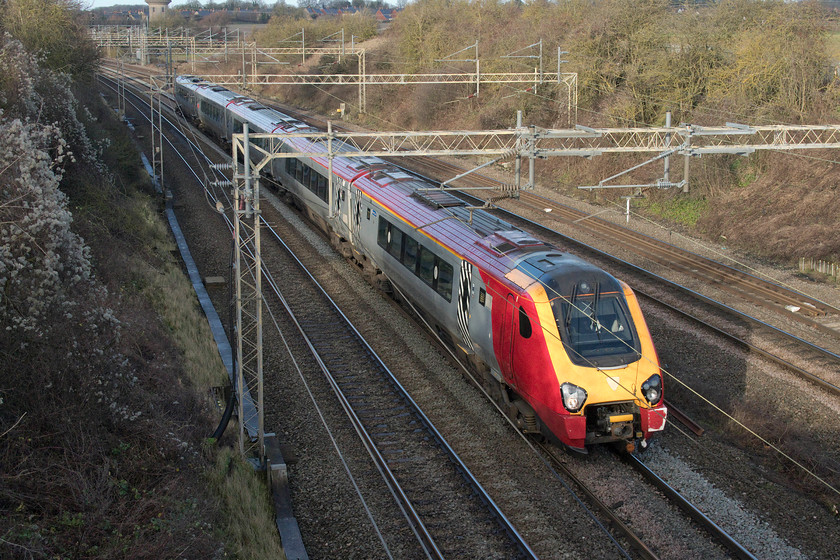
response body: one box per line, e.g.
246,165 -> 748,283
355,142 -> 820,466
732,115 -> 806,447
349,185 -> 363,247
499,293 -> 517,382
335,178 -> 351,241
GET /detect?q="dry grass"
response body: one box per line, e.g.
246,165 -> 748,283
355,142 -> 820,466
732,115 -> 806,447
207,447 -> 286,560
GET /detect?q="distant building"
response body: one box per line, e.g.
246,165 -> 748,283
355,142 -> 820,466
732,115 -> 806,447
146,0 -> 171,22
376,8 -> 398,22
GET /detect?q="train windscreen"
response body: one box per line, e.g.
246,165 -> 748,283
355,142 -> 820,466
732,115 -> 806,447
550,289 -> 642,368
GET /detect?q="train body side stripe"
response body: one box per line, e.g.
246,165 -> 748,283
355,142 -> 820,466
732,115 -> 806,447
457,261 -> 475,352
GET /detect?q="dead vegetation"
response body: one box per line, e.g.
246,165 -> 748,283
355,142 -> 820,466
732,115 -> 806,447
0,4 -> 284,554
235,0 -> 840,267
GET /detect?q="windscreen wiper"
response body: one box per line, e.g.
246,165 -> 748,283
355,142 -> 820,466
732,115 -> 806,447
564,284 -> 578,328
593,282 -> 602,338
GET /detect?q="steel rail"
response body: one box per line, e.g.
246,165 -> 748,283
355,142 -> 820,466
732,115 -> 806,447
621,453 -> 759,560
98,70 -> 539,560
258,215 -> 538,560
536,443 -> 660,560
95,72 -> 444,557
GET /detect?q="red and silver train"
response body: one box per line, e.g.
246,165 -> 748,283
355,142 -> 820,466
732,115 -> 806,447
175,75 -> 667,452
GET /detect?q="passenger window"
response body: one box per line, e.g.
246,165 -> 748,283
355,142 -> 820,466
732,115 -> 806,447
377,218 -> 388,248
436,261 -> 453,302
402,237 -> 418,270
519,307 -> 532,338
318,175 -> 328,201
389,227 -> 403,259
418,248 -> 436,285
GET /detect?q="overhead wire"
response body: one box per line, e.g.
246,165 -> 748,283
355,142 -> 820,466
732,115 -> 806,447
169,56 -> 840,497
105,75 -> 398,556
282,70 -> 840,498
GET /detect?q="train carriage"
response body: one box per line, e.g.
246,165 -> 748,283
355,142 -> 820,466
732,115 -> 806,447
174,75 -> 667,452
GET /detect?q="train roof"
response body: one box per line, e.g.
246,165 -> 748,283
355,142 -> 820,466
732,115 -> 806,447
176,75 -> 620,293
176,75 -> 316,134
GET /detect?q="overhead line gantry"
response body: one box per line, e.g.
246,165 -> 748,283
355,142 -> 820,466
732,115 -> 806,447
239,120 -> 840,196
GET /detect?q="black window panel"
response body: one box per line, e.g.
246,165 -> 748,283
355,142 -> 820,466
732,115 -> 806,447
295,161 -> 303,182
285,157 -> 293,175
302,165 -> 311,188
552,294 -> 640,366
316,174 -> 327,201
377,217 -> 389,249
436,261 -> 453,302
402,236 -> 418,271
388,227 -> 403,259
417,247 -> 436,286
519,306 -> 532,338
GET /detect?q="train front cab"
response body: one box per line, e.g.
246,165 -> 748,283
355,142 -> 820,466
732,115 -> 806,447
496,255 -> 667,452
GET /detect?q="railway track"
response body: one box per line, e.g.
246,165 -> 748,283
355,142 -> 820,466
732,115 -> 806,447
534,443 -> 758,560
98,64 -> 839,558
99,70 -> 542,558
255,206 -> 539,559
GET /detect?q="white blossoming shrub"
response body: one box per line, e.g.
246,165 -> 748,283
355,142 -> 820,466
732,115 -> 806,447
0,119 -> 90,333
0,35 -> 102,168
0,8 -> 235,560
0,35 -> 132,419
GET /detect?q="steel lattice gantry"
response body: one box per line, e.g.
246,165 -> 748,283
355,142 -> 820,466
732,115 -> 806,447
239,122 -> 840,158
200,66 -> 577,116
231,127 -> 265,459
225,117 -> 840,459
239,121 -> 840,194
92,26 -> 578,116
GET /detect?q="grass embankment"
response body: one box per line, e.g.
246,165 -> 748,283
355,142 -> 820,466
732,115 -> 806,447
85,84 -> 286,559
0,84 -> 283,558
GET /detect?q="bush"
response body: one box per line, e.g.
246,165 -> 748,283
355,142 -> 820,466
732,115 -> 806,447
0,0 -> 100,80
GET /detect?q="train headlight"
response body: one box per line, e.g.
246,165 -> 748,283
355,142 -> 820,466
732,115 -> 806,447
641,374 -> 663,406
561,382 -> 587,413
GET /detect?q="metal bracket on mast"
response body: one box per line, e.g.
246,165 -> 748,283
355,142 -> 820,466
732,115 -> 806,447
437,41 -> 480,99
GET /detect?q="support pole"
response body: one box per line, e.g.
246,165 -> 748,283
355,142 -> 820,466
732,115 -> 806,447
664,111 -> 671,184
157,90 -> 164,193
233,123 -> 264,463
528,129 -> 535,195
515,111 -> 522,191
683,128 -> 691,193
